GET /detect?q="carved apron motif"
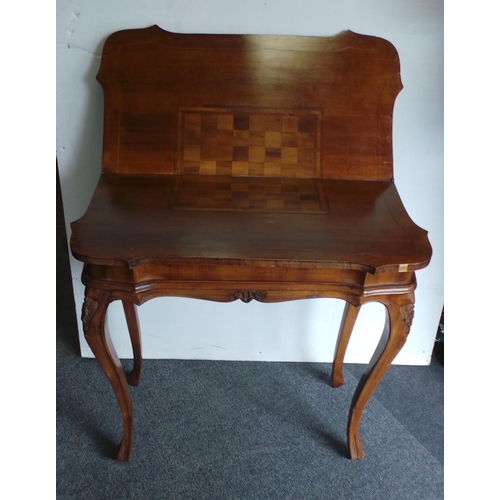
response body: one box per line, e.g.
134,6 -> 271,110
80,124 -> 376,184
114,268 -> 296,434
233,290 -> 264,303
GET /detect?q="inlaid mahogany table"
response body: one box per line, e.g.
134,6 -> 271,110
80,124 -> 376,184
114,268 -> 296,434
70,26 -> 432,461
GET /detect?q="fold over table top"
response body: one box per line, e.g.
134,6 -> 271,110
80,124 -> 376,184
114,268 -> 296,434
71,174 -> 431,274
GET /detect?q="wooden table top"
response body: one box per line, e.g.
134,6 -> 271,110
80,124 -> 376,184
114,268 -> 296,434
70,174 -> 431,274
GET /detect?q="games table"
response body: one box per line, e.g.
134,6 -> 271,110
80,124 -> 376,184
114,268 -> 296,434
70,26 -> 432,461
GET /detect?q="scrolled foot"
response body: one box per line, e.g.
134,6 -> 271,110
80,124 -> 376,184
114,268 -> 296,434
347,431 -> 365,460
116,436 -> 132,462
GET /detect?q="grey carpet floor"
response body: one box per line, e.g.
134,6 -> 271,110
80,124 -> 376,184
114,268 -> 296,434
57,171 -> 443,499
56,334 -> 443,499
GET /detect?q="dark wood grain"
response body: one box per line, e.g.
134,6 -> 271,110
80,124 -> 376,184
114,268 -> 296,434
70,26 -> 432,461
97,26 -> 402,180
71,174 -> 431,273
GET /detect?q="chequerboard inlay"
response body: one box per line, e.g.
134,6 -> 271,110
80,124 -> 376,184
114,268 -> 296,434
178,108 -> 322,177
168,176 -> 329,214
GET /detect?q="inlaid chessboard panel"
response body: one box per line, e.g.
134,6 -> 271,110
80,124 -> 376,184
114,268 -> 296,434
177,108 -> 322,177
168,176 -> 329,214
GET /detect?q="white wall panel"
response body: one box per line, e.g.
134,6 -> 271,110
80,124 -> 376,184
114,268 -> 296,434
57,0 -> 443,364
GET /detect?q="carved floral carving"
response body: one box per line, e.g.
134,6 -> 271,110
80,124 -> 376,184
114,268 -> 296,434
400,303 -> 415,336
81,297 -> 99,331
233,290 -> 264,303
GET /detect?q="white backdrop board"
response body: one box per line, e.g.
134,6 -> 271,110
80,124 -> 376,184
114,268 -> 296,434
56,0 -> 443,365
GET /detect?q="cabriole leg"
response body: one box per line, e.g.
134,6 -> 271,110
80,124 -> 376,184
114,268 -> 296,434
347,293 -> 415,460
122,301 -> 142,386
82,287 -> 133,461
332,302 -> 360,388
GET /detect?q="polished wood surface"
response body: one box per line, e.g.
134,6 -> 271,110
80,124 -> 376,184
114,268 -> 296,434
71,174 -> 430,273
70,26 -> 432,461
97,26 -> 402,180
